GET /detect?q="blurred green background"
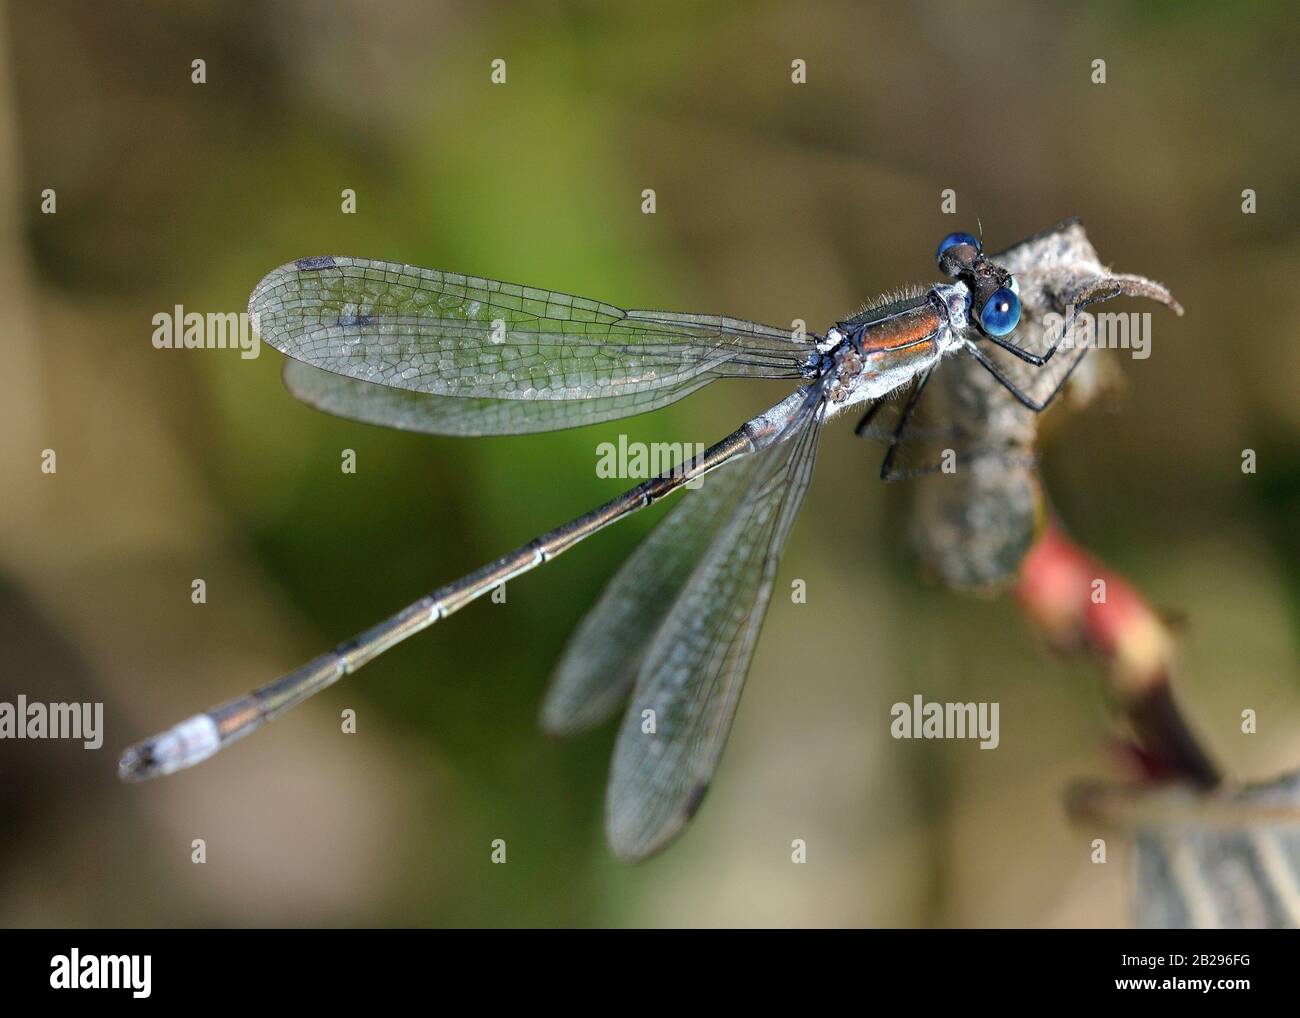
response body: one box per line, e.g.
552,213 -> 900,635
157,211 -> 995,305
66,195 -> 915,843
0,1 -> 1295,926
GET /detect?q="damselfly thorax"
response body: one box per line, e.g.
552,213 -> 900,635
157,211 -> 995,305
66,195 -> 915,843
818,284 -> 966,410
119,221 -> 1178,861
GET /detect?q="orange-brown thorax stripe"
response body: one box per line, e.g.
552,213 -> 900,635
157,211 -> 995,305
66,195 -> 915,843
865,339 -> 936,374
858,303 -> 942,353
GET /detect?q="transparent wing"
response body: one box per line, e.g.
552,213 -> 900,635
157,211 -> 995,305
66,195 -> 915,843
250,258 -> 810,410
605,394 -> 826,861
540,455 -> 758,735
282,358 -> 715,437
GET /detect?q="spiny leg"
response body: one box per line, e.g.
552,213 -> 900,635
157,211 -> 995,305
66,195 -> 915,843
872,367 -> 941,482
853,396 -> 887,439
856,364 -> 1043,480
855,369 -> 981,481
963,338 -> 1092,413
983,305 -> 1078,367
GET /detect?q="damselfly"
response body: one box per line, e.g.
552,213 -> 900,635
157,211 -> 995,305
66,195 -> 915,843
119,220 -> 1156,860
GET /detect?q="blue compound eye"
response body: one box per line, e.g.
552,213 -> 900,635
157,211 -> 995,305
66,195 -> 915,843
980,286 -> 1021,337
935,231 -> 981,265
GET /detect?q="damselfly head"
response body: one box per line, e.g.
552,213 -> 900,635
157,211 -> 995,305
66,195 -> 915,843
936,230 -> 1021,338
967,256 -> 1019,336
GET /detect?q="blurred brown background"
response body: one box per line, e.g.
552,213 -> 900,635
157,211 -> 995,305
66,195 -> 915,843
0,1 -> 1295,926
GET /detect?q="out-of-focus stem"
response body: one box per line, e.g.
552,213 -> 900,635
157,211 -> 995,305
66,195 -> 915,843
1016,520 -> 1220,789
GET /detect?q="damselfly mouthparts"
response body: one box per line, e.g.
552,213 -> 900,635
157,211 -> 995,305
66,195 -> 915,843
119,220 -> 1177,860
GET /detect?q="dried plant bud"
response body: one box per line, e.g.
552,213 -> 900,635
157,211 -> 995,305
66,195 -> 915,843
911,219 -> 1182,589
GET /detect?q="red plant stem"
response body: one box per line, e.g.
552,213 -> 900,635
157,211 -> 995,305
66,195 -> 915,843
1016,520 -> 1220,788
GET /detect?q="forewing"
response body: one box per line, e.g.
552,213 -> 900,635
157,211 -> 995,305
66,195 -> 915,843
605,395 -> 826,861
541,455 -> 758,736
282,358 -> 714,437
250,258 -> 809,409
